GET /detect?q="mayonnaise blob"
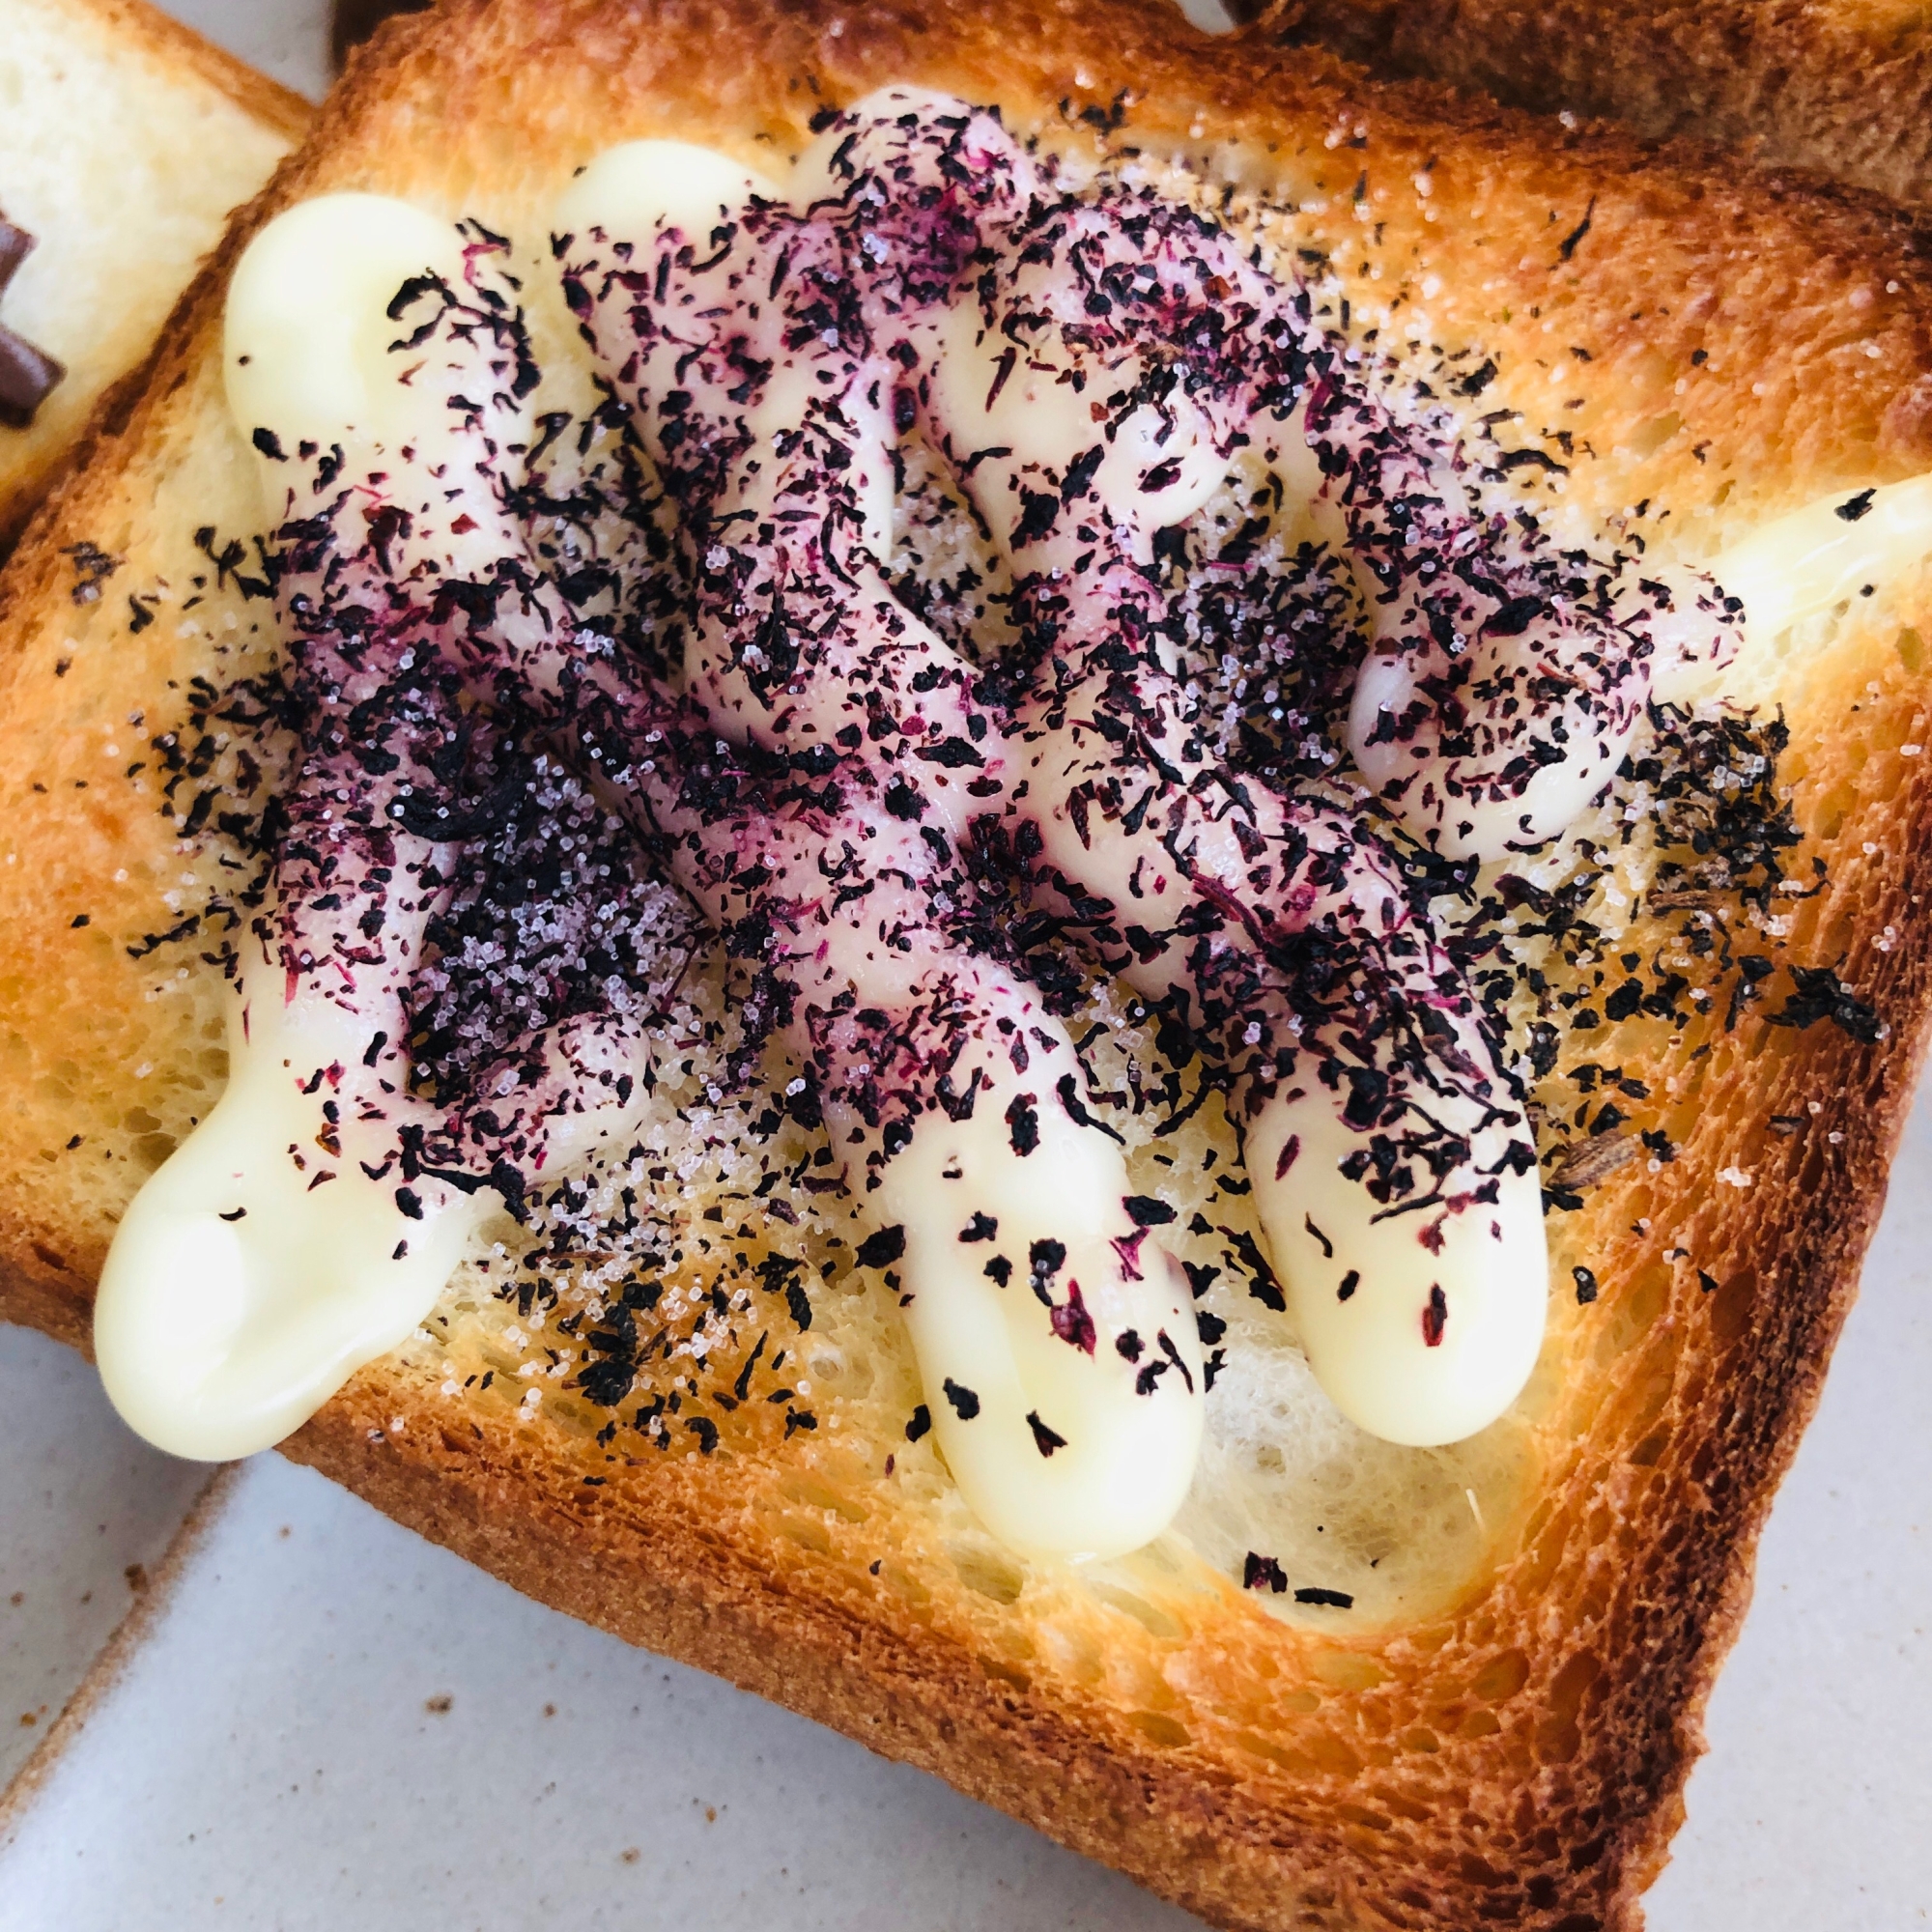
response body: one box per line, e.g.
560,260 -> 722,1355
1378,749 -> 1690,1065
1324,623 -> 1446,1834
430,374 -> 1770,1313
1673,472 -> 1932,701
225,192 -> 469,469
96,973 -> 493,1461
558,140 -> 782,251
873,1034 -> 1204,1560
1243,1087 -> 1548,1446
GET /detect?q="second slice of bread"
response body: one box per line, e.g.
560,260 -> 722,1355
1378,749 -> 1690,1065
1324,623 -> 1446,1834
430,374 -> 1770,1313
0,0 -> 309,551
1274,0 -> 1932,212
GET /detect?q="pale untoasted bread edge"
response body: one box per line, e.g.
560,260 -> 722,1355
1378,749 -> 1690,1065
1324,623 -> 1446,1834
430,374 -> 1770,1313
0,0 -> 310,551
55,0 -> 312,142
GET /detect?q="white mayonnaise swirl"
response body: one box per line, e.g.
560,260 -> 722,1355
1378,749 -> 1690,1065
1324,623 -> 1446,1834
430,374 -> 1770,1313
96,192 -> 655,1462
1670,472 -> 1932,701
95,104 -> 1922,1561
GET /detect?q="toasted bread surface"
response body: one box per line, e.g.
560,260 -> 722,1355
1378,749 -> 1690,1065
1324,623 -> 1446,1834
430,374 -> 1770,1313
0,0 -> 308,551
6,3 -> 1932,1928
1275,0 -> 1932,211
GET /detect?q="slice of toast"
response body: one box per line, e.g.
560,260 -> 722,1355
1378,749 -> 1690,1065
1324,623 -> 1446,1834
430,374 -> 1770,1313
0,0 -> 309,553
6,2 -> 1932,1926
1271,0 -> 1932,212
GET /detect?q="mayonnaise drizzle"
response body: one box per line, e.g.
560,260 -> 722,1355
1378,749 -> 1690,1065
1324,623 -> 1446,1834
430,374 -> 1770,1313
93,94 -> 1922,1555
95,193 -> 656,1462
1668,472 -> 1932,701
559,143 -> 1205,1559
791,90 -> 1549,1443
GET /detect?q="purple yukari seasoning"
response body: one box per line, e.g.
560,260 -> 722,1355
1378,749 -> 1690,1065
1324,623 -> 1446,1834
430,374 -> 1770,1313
250,319 -> 666,1221
186,84 -> 1733,1525
762,94 -> 1554,1440
299,167 -> 1206,1559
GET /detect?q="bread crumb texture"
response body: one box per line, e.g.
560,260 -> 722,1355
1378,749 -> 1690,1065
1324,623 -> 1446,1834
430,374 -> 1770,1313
7,4 -> 1932,1928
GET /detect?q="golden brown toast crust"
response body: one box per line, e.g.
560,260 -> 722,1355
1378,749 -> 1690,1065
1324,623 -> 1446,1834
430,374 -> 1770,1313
1276,0 -> 1932,211
6,4 -> 1932,1928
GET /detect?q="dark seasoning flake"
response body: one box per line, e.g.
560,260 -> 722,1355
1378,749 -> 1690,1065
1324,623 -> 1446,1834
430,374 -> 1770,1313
79,94 -> 1879,1617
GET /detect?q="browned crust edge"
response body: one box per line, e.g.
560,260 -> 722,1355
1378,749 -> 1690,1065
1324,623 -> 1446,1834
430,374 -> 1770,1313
3,3 -> 1932,1927
276,964 -> 1932,1932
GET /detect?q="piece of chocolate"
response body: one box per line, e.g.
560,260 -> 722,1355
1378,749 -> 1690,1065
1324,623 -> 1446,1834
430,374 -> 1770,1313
0,217 -> 30,295
0,209 -> 61,428
0,324 -> 63,431
331,0 -> 430,69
